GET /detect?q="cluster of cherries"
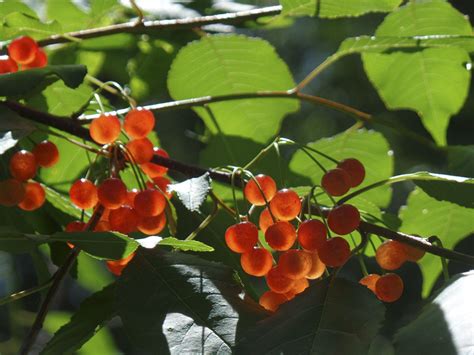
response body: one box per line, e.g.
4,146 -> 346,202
67,108 -> 171,275
0,141 -> 59,210
0,36 -> 48,74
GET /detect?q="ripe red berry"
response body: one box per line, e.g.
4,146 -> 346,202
402,243 -> 425,262
359,274 -> 380,293
327,204 -> 360,235
318,237 -> 351,267
305,251 -> 326,279
240,248 -> 273,276
278,249 -> 312,280
125,138 -> 154,164
123,108 -> 155,139
22,48 -> 48,69
375,273 -> 404,302
94,220 -> 111,232
9,150 -> 37,181
97,178 -> 127,210
297,219 -> 327,251
0,179 -> 25,206
109,206 -> 139,234
148,176 -> 172,198
259,207 -> 276,233
337,158 -> 365,188
106,252 -> 135,276
269,189 -> 301,221
89,114 -> 121,145
134,189 -> 166,217
65,221 -> 86,232
69,178 -> 98,209
259,291 -> 288,312
32,140 -> 59,168
225,222 -> 258,253
137,213 -> 167,235
266,267 -> 295,294
265,221 -> 296,251
0,55 -> 18,74
8,36 -> 38,64
375,240 -> 407,270
321,168 -> 351,196
286,278 -> 309,299
244,174 -> 277,206
18,182 -> 45,211
140,147 -> 169,178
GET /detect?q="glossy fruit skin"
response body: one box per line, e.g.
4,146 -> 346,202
375,240 -> 407,270
240,248 -> 273,276
148,176 -> 172,198
106,252 -> 135,276
297,219 -> 327,251
305,251 -> 326,279
375,273 -> 404,302
327,204 -> 360,235
97,178 -> 127,210
8,36 -> 38,64
402,243 -> 425,262
9,150 -> 37,181
259,291 -> 288,312
140,148 -> 169,178
137,213 -> 167,235
0,56 -> 18,74
321,168 -> 351,196
244,174 -> 277,206
89,114 -> 121,145
69,178 -> 98,209
18,182 -> 45,211
265,221 -> 296,251
126,189 -> 139,207
134,189 -> 166,217
109,206 -> 139,234
259,207 -> 276,234
359,274 -> 381,293
337,158 -> 365,188
22,48 -> 47,69
0,179 -> 26,206
225,222 -> 258,253
32,140 -> 59,167
266,267 -> 295,293
318,237 -> 351,267
269,189 -> 301,221
123,108 -> 155,139
125,138 -> 154,164
278,249 -> 313,280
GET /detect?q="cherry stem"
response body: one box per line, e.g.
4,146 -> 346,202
186,195 -> 219,241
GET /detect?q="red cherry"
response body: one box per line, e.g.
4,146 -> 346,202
375,273 -> 404,302
318,237 -> 351,267
32,140 -> 59,168
134,189 -> 166,217
225,222 -> 258,253
278,249 -> 312,280
375,240 -> 407,270
259,291 -> 288,312
305,251 -> 326,279
18,182 -> 45,211
0,179 -> 25,206
137,213 -> 167,235
327,204 -> 360,235
0,55 -> 18,74
265,221 -> 296,251
240,248 -> 273,277
125,138 -> 154,164
22,48 -> 48,69
123,108 -> 155,139
106,252 -> 135,276
269,189 -> 301,221
337,158 -> 365,188
65,221 -> 86,232
266,267 -> 295,294
9,150 -> 37,181
297,219 -> 327,251
8,36 -> 38,64
244,174 -> 277,206
148,176 -> 172,198
94,220 -> 111,232
259,207 -> 276,233
89,114 -> 121,145
140,147 -> 169,178
359,274 -> 380,293
97,178 -> 127,210
126,189 -> 139,207
109,205 -> 139,234
321,168 -> 351,196
69,178 -> 98,209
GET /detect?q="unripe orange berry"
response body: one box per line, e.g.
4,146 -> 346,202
375,273 -> 404,302
266,267 -> 295,293
269,189 -> 301,221
106,252 -> 135,276
297,219 -> 327,251
337,158 -> 365,188
89,114 -> 121,145
137,213 -> 167,235
318,237 -> 351,267
375,240 -> 407,270
278,249 -> 312,280
140,148 -> 169,178
123,108 -> 155,139
0,55 -> 18,74
10,150 -> 37,181
240,248 -> 273,277
359,274 -> 380,293
321,168 -> 351,196
69,178 -> 98,209
0,179 -> 25,206
305,251 -> 326,279
98,178 -> 127,210
18,182 -> 45,211
125,138 -> 154,164
32,140 -> 59,168
244,174 -> 277,206
8,36 -> 38,64
22,48 -> 48,69
327,204 -> 360,235
259,207 -> 276,233
134,189 -> 166,217
265,221 -> 296,251
225,222 -> 258,253
259,291 -> 288,312
109,205 -> 139,234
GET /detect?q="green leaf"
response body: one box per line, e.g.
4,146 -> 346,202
236,277 -> 384,354
41,284 -> 117,355
167,34 -> 298,144
116,250 -> 266,353
447,145 -> 474,177
289,129 -> 393,208
0,11 -> 62,40
399,188 -> 474,296
394,271 -> 474,354
0,65 -> 87,97
0,108 -> 36,154
362,0 -> 473,145
0,1 -> 36,19
168,173 -> 211,212
158,237 -> 214,252
45,0 -> 88,32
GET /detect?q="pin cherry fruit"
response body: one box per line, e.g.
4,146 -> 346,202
327,204 -> 360,235
318,237 -> 351,267
69,178 -> 98,209
244,174 -> 277,206
0,56 -> 18,74
297,219 -> 327,251
240,248 -> 273,276
265,221 -> 296,251
0,179 -> 26,207
375,240 -> 407,270
269,188 -> 301,221
9,150 -> 37,181
98,178 -> 127,209
8,36 -> 39,64
265,267 -> 295,294
18,182 -> 45,211
259,291 -> 288,312
32,140 -> 59,168
375,273 -> 404,302
337,158 -> 365,188
89,114 -> 121,145
359,274 -> 380,292
278,249 -> 312,280
321,168 -> 351,196
225,221 -> 258,253
124,108 -> 155,139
